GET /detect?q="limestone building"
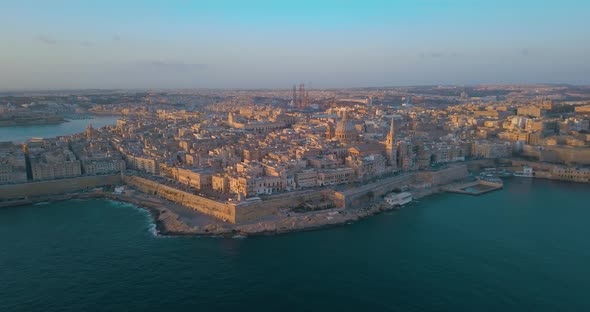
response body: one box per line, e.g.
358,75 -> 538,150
0,143 -> 27,184
30,147 -> 82,181
334,111 -> 357,144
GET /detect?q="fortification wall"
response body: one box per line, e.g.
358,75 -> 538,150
334,174 -> 416,209
234,202 -> 279,223
235,189 -> 326,223
416,165 -> 469,186
0,174 -> 122,200
521,145 -> 590,165
122,175 -> 237,223
123,176 -> 325,224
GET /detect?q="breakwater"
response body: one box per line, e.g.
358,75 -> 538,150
443,180 -> 503,195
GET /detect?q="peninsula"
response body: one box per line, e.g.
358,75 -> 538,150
1,85 -> 589,236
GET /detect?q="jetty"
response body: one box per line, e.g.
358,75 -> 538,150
442,180 -> 503,196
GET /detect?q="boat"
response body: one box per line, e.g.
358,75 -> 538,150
478,175 -> 504,185
514,166 -> 534,178
385,192 -> 412,207
496,169 -> 514,178
479,168 -> 512,178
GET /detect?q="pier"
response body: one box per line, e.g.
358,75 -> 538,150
442,180 -> 503,196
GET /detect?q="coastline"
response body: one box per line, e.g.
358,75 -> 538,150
113,185 -> 440,237
5,166 -> 586,238
3,173 -> 585,238
0,119 -> 66,127
0,185 -> 445,238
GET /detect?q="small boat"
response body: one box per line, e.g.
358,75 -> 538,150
232,234 -> 247,239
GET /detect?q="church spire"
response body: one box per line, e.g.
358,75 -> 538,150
386,116 -> 397,168
387,117 -> 395,145
389,117 -> 395,139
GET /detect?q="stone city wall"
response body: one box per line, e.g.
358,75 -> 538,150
0,174 -> 122,200
333,174 -> 416,209
123,176 -> 325,224
235,189 -> 326,223
416,165 -> 469,186
521,145 -> 590,165
122,175 -> 237,223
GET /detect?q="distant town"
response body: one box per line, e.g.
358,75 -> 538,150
1,84 -> 590,235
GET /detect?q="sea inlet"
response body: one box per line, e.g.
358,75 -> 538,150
0,115 -> 119,143
1,179 -> 589,311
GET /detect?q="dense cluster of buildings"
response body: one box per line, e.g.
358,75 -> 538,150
1,85 -> 590,191
28,143 -> 82,181
0,126 -> 125,184
0,142 -> 27,184
103,92 -> 590,194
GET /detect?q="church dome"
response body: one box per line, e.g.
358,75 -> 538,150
334,111 -> 356,143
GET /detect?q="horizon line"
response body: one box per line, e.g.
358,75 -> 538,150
1,83 -> 588,94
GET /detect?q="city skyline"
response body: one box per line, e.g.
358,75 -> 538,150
3,2 -> 590,311
1,0 -> 590,90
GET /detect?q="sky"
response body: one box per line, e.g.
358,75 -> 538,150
0,0 -> 589,90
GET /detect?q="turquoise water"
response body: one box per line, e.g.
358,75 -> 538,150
1,179 -> 590,311
0,116 -> 119,143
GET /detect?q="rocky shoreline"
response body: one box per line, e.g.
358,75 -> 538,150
122,183 -> 441,237
107,185 -> 444,237
0,185 -> 444,238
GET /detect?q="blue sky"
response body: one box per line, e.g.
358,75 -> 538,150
0,0 -> 589,89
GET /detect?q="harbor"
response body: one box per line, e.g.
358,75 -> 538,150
441,165 -> 536,196
442,179 -> 503,196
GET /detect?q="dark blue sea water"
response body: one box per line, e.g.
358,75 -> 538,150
1,179 -> 589,312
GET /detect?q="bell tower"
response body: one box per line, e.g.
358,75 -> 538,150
386,117 -> 397,168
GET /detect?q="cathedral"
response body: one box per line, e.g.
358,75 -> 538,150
334,111 -> 357,144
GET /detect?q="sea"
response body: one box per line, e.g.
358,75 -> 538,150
0,116 -> 120,143
1,179 -> 589,311
1,122 -> 589,311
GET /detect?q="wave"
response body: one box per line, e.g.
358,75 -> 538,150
147,222 -> 158,236
105,199 -> 137,208
105,199 -> 161,237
